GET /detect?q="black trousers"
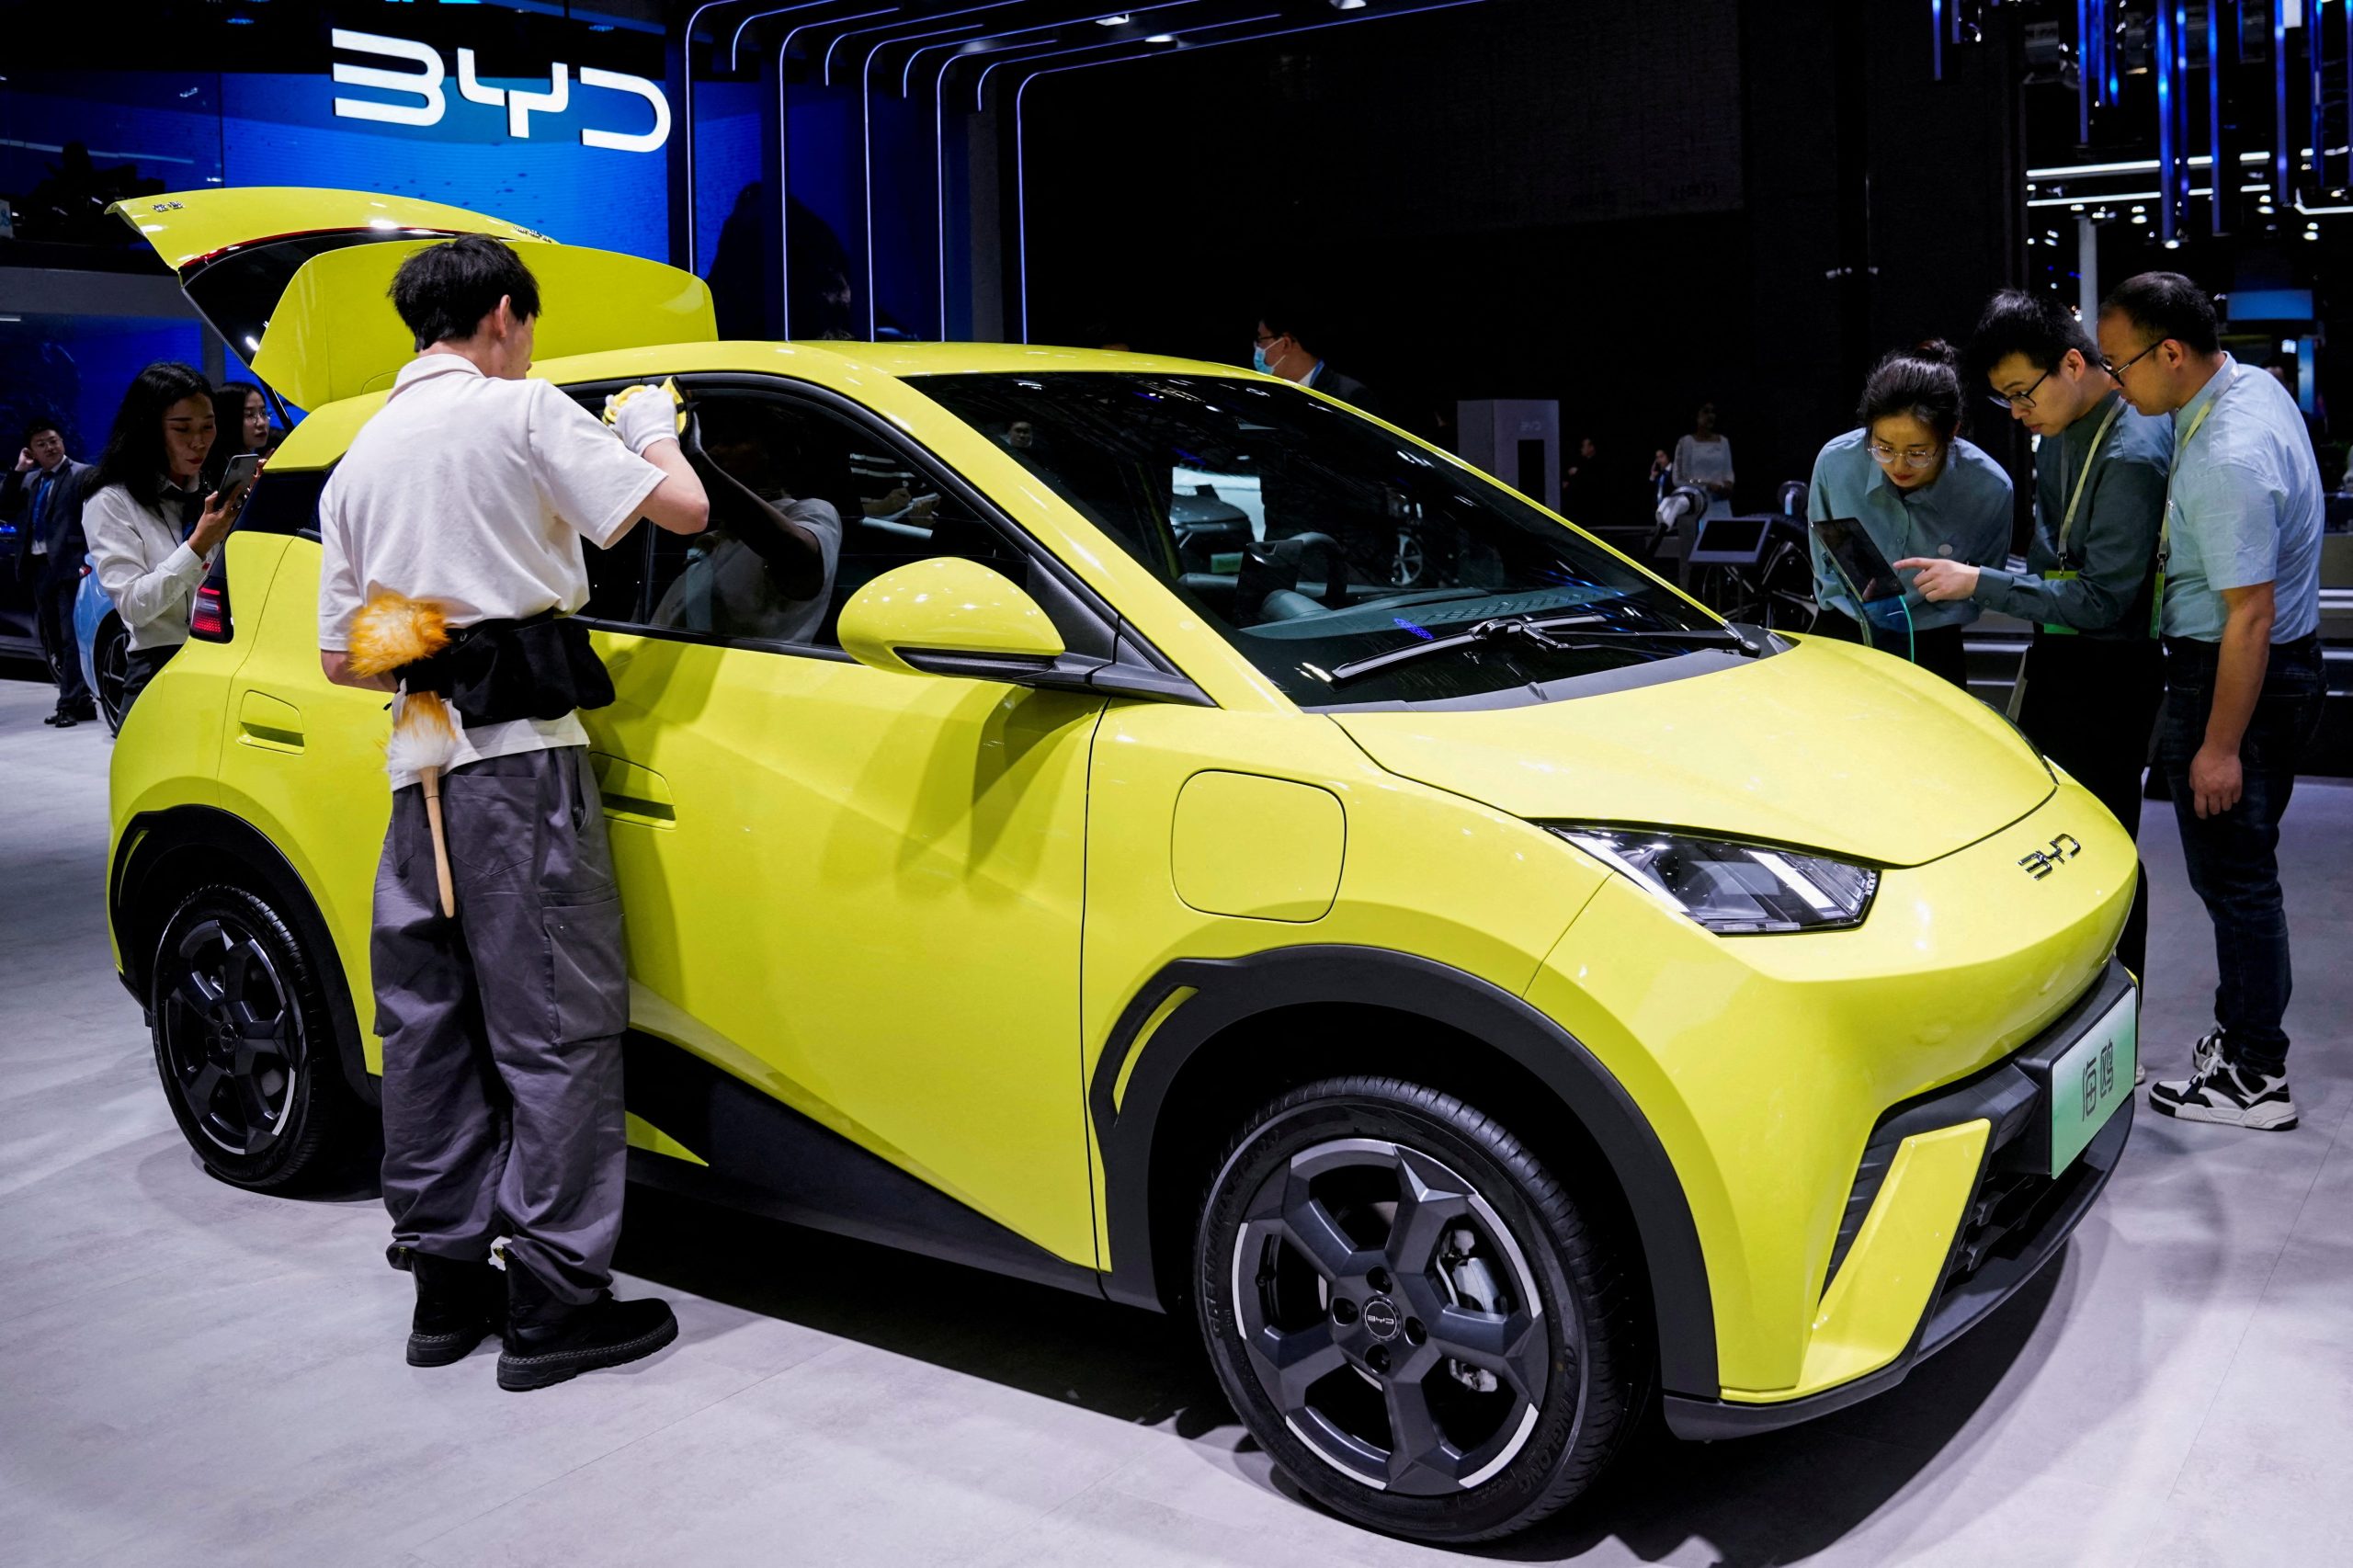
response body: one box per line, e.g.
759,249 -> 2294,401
119,643 -> 177,718
2014,632 -> 2165,981
2153,636 -> 2326,1074
31,575 -> 91,713
1816,612 -> 1971,690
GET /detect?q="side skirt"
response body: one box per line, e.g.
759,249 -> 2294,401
620,1031 -> 1105,1302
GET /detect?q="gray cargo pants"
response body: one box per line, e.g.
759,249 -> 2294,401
372,745 -> 629,1305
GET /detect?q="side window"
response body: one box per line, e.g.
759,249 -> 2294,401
242,468 -> 329,539
627,390 -> 1027,652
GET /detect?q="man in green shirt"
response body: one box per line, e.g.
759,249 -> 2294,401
1901,290 -> 2171,981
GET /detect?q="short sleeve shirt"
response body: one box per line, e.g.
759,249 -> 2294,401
317,355 -> 664,787
2160,355 -> 2325,642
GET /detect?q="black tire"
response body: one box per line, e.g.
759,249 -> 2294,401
1195,1076 -> 1646,1543
95,614 -> 131,735
149,882 -> 361,1191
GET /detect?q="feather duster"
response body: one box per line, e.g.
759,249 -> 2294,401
347,591 -> 460,918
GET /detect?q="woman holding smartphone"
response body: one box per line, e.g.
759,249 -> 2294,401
1803,342 -> 2013,688
83,361 -> 248,717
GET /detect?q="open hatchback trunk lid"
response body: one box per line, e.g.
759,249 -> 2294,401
110,187 -> 715,409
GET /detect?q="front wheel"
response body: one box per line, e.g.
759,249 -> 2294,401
149,883 -> 361,1190
1195,1076 -> 1646,1543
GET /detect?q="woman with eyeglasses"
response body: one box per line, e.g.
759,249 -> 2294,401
1803,340 -> 2013,687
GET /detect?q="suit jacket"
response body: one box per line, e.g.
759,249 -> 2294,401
1308,365 -> 1383,421
3,459 -> 94,591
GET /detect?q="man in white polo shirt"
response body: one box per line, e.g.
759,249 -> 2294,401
318,235 -> 709,1387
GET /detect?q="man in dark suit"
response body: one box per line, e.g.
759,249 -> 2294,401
1253,309 -> 1384,420
4,418 -> 97,726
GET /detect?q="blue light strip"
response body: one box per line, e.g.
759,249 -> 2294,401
2076,0 -> 2091,138
2209,0 -> 2222,232
1933,0 -> 1945,82
2278,0 -> 2291,221
1008,0 -> 1496,340
2345,0 -> 2352,193
2312,0 -> 2327,200
2156,1 -> 2175,242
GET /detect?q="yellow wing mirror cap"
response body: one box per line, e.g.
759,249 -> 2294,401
838,558 -> 1066,678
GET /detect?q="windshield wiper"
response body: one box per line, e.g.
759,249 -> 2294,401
1321,613 -> 1760,687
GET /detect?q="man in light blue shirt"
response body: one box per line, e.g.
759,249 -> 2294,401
2096,272 -> 2325,1131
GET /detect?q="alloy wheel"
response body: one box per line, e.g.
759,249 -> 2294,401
157,914 -> 301,1158
96,619 -> 130,732
1229,1137 -> 1553,1496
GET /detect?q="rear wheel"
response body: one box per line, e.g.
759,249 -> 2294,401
1195,1076 -> 1645,1542
149,883 -> 360,1191
94,614 -> 130,734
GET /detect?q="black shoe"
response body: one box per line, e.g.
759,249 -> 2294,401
404,1251 -> 506,1367
498,1260 -> 677,1392
42,710 -> 74,728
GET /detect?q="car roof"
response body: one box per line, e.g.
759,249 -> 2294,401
529,338 -> 1256,383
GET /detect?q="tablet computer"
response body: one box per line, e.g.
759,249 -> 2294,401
1688,514 -> 1772,566
1809,517 -> 1907,604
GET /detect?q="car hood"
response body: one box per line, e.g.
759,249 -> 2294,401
1332,639 -> 2052,868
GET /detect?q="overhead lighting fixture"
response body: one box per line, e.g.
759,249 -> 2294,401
1333,0 -> 1369,8
1096,12 -> 1131,22
1145,32 -> 1176,41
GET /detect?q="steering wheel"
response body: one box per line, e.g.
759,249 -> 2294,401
1238,531 -> 1349,624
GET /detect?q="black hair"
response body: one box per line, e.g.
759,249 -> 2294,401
92,361 -> 214,509
2100,271 -> 2221,357
1858,339 -> 1966,442
388,234 -> 543,351
23,415 -> 63,447
1256,305 -> 1319,352
1968,290 -> 2097,386
211,379 -> 268,459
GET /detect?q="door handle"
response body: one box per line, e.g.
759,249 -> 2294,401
588,753 -> 675,826
236,689 -> 304,753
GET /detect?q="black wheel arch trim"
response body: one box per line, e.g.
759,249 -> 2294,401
1090,943 -> 1719,1398
111,805 -> 377,1106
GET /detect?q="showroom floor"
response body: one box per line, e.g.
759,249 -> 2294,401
2,672 -> 2348,1568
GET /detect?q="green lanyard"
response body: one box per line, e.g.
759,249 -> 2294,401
2054,396 -> 2124,563
2152,362 -> 2239,636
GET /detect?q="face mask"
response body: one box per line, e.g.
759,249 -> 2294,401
1252,346 -> 1272,374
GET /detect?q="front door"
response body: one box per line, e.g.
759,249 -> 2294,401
570,380 -> 1106,1269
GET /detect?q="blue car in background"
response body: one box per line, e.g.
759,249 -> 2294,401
74,562 -> 131,733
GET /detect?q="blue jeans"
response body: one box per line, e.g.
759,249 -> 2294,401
2155,636 -> 2326,1074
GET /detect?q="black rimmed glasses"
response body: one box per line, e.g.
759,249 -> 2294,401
1986,366 -> 2052,413
2099,340 -> 2163,380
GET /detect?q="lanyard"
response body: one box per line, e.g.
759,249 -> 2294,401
2054,396 -> 2125,562
2156,361 -> 2238,573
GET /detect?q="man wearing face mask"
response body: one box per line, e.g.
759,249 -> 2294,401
1252,309 -> 1384,420
1899,290 -> 2171,984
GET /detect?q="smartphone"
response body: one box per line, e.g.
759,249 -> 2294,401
218,451 -> 263,511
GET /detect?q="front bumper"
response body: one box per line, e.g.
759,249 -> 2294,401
1663,960 -> 2136,1439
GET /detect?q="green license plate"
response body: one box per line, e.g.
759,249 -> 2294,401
2049,989 -> 2136,1176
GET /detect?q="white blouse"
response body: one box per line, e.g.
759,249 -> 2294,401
83,479 -> 216,652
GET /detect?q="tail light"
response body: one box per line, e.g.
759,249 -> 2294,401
190,554 -> 233,642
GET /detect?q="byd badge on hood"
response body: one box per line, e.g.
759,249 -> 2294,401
2018,833 -> 2083,881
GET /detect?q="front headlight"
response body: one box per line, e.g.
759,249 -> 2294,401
1547,826 -> 1879,935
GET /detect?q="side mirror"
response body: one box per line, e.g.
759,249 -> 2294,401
837,556 -> 1065,678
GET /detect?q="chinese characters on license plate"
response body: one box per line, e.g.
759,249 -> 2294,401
2049,988 -> 2136,1177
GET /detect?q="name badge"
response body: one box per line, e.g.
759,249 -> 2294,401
2039,570 -> 2080,637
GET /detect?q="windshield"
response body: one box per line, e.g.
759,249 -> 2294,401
916,372 -> 1720,706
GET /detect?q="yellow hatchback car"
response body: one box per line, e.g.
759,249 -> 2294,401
107,188 -> 2138,1542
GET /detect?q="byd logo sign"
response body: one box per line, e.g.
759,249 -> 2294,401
330,29 -> 670,153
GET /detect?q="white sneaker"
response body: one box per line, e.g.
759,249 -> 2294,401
2148,1052 -> 2297,1131
2139,1025 -> 2226,1087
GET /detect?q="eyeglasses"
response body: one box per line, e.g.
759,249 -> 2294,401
2099,340 -> 2162,379
1986,366 -> 2053,412
1253,331 -> 1284,347
1867,443 -> 1941,471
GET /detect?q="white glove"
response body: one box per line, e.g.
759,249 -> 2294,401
608,382 -> 681,456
